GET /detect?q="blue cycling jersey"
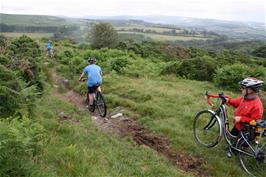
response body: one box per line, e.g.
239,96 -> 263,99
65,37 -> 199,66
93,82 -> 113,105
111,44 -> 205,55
46,42 -> 53,50
83,64 -> 102,87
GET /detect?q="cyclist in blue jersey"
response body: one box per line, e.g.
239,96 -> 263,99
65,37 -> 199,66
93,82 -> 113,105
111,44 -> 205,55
79,57 -> 102,111
46,40 -> 53,57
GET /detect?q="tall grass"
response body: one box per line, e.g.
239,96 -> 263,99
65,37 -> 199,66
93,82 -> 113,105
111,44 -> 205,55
103,73 -> 250,177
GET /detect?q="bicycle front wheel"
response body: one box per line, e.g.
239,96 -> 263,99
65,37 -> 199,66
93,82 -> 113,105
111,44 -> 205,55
193,110 -> 223,148
96,92 -> 107,117
237,138 -> 266,177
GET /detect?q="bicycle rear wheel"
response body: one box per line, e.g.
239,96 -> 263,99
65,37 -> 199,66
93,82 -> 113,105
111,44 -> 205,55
193,110 -> 222,148
237,138 -> 266,177
96,92 -> 107,117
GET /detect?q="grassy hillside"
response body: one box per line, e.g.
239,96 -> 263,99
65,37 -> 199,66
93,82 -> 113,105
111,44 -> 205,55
31,84 -> 189,177
118,31 -> 211,41
1,34 -> 266,176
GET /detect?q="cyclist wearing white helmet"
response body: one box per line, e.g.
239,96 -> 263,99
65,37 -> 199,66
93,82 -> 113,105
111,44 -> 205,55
228,77 -> 264,137
225,77 -> 264,157
239,77 -> 264,95
79,57 -> 102,111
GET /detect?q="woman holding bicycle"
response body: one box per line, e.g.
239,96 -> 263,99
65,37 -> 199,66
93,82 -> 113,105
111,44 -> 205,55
225,77 -> 264,158
193,77 -> 266,176
228,77 -> 264,137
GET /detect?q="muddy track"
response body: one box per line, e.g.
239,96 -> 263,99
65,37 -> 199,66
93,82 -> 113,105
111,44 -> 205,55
53,74 -> 209,177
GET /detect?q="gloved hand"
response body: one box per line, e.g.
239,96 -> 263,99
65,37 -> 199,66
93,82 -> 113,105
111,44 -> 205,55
219,93 -> 228,103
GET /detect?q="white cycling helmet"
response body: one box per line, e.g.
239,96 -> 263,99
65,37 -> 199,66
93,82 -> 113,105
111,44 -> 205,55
239,77 -> 264,92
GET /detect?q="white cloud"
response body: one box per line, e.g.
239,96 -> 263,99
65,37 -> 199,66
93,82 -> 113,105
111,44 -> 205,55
1,0 -> 265,22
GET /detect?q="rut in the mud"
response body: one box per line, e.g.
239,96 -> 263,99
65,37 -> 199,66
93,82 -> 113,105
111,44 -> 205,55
97,117 -> 208,177
54,75 -> 209,177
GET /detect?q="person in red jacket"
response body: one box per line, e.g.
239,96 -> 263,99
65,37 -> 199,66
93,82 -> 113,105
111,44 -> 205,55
228,77 -> 264,137
226,77 -> 264,157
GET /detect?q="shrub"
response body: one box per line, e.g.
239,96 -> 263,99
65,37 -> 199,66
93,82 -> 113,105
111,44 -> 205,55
5,36 -> 44,91
0,118 -> 44,176
175,56 -> 217,81
0,55 -> 10,66
214,64 -> 266,90
252,45 -> 266,58
0,65 -> 39,118
0,35 -> 8,52
215,50 -> 254,66
160,61 -> 181,75
0,36 -> 42,118
8,35 -> 41,58
109,56 -> 131,74
69,56 -> 87,74
78,43 -> 91,50
0,65 -> 21,117
83,50 -> 106,62
64,50 -> 73,58
188,47 -> 209,58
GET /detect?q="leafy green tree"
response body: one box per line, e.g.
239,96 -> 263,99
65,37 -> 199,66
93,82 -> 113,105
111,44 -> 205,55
90,23 -> 119,49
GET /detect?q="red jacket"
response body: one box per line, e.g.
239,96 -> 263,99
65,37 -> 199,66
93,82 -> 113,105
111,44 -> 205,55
228,96 -> 264,130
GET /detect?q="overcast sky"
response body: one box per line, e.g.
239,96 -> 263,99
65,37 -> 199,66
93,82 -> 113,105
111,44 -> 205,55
1,0 -> 265,23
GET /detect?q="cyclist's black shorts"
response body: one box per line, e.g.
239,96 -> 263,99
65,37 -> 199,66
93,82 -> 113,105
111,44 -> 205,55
88,85 -> 100,93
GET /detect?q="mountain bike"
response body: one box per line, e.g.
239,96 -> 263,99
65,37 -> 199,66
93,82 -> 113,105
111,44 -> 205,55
86,87 -> 107,117
193,91 -> 266,177
47,48 -> 54,58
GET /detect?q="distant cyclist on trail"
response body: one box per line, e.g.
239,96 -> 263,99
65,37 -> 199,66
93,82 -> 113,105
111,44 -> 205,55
226,77 -> 264,157
46,40 -> 53,57
79,57 -> 102,112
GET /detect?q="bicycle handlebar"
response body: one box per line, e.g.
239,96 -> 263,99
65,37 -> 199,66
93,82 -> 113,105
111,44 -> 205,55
205,91 -> 230,106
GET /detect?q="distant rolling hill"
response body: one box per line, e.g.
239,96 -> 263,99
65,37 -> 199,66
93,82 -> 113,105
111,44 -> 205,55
86,15 -> 266,40
1,13 -> 265,42
0,13 -> 91,26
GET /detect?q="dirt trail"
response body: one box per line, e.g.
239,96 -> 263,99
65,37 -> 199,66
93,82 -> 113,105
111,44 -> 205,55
52,72 -> 209,177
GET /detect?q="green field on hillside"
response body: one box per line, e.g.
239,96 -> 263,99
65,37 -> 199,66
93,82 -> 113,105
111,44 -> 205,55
118,31 -> 210,41
116,26 -> 184,33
